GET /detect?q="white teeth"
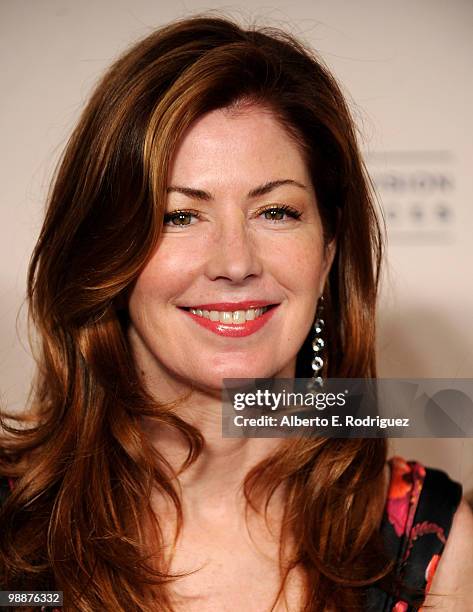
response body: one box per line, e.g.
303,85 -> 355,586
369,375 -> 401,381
220,311 -> 232,323
188,306 -> 270,323
233,310 -> 245,323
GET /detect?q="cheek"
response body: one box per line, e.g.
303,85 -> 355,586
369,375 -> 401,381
264,233 -> 326,296
131,242 -> 200,305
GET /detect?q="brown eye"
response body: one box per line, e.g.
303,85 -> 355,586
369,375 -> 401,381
163,211 -> 197,226
264,209 -> 285,221
260,205 -> 302,222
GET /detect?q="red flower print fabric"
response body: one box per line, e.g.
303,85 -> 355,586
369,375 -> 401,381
365,455 -> 462,611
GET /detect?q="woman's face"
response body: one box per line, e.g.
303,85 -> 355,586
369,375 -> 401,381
128,105 -> 335,394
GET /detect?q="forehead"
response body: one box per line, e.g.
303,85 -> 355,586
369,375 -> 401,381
167,105 -> 311,189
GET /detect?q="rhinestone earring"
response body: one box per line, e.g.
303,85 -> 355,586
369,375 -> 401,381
307,296 -> 325,391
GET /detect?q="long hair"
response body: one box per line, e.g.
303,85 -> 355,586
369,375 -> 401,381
0,15 -> 392,611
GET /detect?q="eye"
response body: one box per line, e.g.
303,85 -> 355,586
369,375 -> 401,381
258,205 -> 302,222
163,210 -> 200,227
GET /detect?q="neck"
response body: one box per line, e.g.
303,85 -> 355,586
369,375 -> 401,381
141,386 -> 284,515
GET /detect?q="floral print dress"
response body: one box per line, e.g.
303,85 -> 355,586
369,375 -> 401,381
1,456 -> 463,611
365,455 -> 463,611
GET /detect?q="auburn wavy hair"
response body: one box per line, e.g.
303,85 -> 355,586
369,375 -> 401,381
0,14 -> 395,611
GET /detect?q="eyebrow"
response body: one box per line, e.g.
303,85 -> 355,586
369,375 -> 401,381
166,179 -> 308,201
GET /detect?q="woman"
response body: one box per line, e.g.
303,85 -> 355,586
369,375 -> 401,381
1,15 -> 472,612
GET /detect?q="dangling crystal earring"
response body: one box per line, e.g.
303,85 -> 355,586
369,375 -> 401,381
307,296 -> 325,391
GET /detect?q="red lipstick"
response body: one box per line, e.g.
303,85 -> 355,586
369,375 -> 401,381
183,300 -> 275,311
179,302 -> 279,337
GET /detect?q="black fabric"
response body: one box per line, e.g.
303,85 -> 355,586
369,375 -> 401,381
365,466 -> 463,611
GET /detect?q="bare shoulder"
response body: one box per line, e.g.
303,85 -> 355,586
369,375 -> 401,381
422,497 -> 473,610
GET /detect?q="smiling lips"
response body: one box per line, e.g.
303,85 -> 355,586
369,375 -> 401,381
179,301 -> 279,337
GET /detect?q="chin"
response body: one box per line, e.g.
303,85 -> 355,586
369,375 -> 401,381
196,363 -> 286,390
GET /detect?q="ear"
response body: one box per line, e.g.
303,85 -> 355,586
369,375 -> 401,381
318,237 -> 336,296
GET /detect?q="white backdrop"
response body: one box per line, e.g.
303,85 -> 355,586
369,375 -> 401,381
1,0 -> 472,495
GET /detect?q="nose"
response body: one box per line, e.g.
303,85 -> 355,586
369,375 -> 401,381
204,212 -> 263,283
